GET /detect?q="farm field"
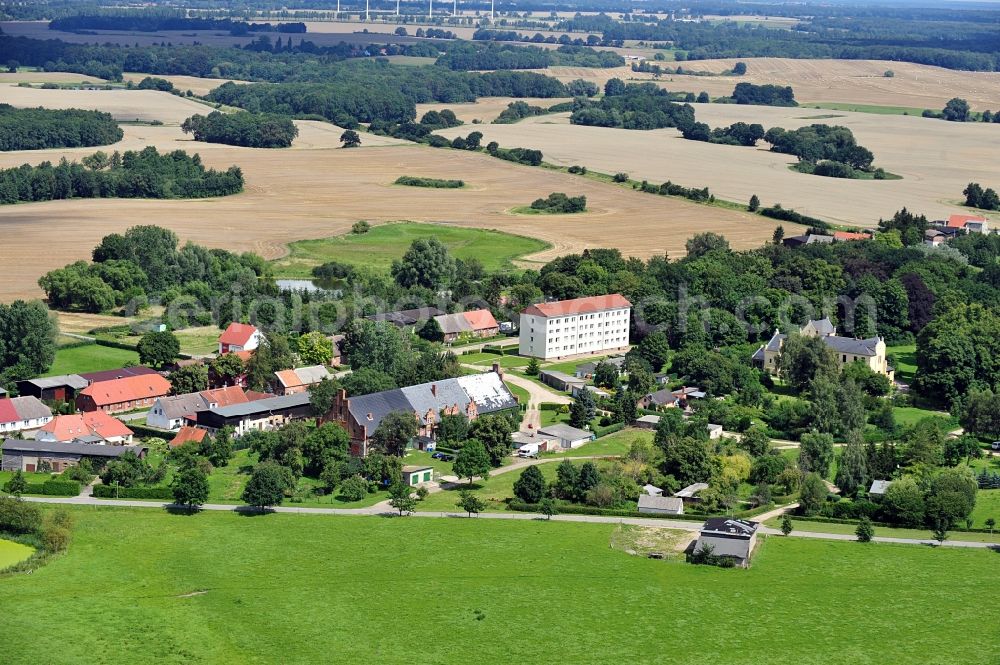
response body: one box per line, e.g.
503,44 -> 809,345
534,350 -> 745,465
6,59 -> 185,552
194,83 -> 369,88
0,91 -> 787,302
1,507 -> 997,664
541,58 -> 1000,111
46,344 -> 140,376
436,105 -> 1000,227
416,96 -> 573,124
273,222 -> 550,277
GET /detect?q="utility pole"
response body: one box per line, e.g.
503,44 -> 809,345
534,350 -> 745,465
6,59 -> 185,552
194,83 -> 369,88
429,0 -> 433,20
490,0 -> 494,21
453,0 -> 457,16
396,0 -> 400,16
366,0 -> 370,21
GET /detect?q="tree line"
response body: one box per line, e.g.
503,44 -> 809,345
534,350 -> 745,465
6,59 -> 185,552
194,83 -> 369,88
436,41 -> 623,71
0,147 -> 243,206
963,182 -> 1000,211
569,81 -> 696,130
0,104 -> 123,151
49,13 -> 306,34
181,111 -> 298,148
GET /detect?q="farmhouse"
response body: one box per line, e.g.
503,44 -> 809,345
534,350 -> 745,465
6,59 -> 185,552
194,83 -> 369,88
536,423 -> 594,449
147,386 -> 254,431
519,294 -> 631,360
940,213 -> 990,235
218,322 -> 262,354
274,365 -> 332,395
402,465 -> 434,486
16,374 -> 89,402
76,374 -> 172,414
0,396 -> 53,434
433,309 -> 500,343
35,412 -> 133,445
751,318 -> 893,379
637,495 -> 684,515
694,518 -> 760,568
324,369 -> 518,457
1,438 -> 147,473
195,392 -> 313,437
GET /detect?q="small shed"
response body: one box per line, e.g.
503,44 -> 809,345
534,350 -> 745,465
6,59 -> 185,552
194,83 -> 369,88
537,423 -> 594,449
637,495 -> 684,515
635,415 -> 661,430
402,465 -> 434,486
642,483 -> 663,496
707,424 -> 724,440
675,482 -> 709,502
869,479 -> 892,497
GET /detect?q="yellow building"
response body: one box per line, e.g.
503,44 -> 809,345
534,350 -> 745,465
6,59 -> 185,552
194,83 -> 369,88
751,318 -> 893,380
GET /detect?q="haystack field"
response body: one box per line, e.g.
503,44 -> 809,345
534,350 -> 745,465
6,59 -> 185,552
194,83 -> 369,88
0,92 -> 792,302
435,106 -> 1000,227
542,58 -> 1000,111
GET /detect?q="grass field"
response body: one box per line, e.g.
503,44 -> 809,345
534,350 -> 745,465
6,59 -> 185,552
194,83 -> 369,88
1,507 -> 997,664
807,102 -> 929,116
0,539 -> 34,571
419,460 -> 573,511
971,489 -> 1000,530
46,344 -> 140,376
892,406 -> 956,429
270,223 -> 549,278
888,344 -> 917,383
764,516 -> 1000,544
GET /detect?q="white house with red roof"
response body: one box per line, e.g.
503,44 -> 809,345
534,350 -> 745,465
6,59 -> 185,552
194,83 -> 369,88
519,294 -> 632,360
218,323 -> 262,354
944,213 -> 990,235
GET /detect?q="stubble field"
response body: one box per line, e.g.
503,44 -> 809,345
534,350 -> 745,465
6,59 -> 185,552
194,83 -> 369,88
0,85 -> 788,302
435,105 -> 1000,227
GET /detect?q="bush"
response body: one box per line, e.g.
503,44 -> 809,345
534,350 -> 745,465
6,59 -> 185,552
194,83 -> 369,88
529,192 -> 587,213
351,220 -> 371,234
92,485 -> 173,499
612,172 -> 629,183
41,525 -> 71,553
394,176 -> 464,189
40,480 -> 82,496
0,497 -> 42,534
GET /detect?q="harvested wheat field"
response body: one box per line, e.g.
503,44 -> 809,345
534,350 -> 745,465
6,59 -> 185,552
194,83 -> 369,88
542,58 -> 1000,111
1,83 -> 214,124
0,119 -> 791,301
436,107 -> 1000,227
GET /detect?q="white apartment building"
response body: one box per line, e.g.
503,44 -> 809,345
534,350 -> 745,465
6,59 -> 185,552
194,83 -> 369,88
519,294 -> 632,360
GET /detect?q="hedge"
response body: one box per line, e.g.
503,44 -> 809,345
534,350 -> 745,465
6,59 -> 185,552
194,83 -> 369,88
539,402 -> 562,411
593,422 -> 626,438
3,479 -> 81,496
93,485 -> 174,500
508,500 -> 775,521
95,338 -> 139,352
789,514 -> 997,535
128,423 -> 173,440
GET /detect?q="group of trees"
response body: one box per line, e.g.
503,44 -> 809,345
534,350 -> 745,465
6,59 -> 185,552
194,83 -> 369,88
962,182 -> 1000,211
0,104 -> 122,151
763,124 -> 879,177
0,299 -> 58,387
39,225 -> 274,315
49,14 -> 305,35
681,120 -> 765,147
180,111 -> 298,148
730,83 -> 797,106
570,81 -> 696,130
528,192 -> 587,214
0,147 -> 244,206
437,42 -> 623,71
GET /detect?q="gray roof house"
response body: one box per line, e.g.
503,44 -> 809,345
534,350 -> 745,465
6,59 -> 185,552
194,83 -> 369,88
638,494 -> 684,515
2,438 -> 147,473
694,518 -> 760,568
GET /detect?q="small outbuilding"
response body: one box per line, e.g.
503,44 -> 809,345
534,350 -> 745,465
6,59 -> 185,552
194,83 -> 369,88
402,465 -> 434,486
674,482 -> 709,502
537,423 -> 594,449
642,483 -> 663,497
869,479 -> 892,497
637,495 -> 684,515
693,518 -> 759,568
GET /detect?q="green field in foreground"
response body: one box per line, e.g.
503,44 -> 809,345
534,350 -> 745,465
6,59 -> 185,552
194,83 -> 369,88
1,508 -> 996,664
47,344 -> 140,377
271,222 -> 550,278
0,538 -> 34,570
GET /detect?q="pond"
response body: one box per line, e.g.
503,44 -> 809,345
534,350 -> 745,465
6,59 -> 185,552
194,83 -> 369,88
275,279 -> 344,296
0,538 -> 35,571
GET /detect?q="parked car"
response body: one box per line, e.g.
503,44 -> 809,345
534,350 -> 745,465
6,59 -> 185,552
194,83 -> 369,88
991,441 -> 1000,451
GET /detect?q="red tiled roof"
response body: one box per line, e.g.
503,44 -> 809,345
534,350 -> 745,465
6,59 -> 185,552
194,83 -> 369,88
244,391 -> 275,402
219,323 -> 258,346
38,412 -> 133,441
79,374 -> 172,407
947,214 -> 987,229
0,398 -> 18,425
170,425 -> 207,448
463,309 -> 499,331
522,294 -> 632,318
200,386 -> 248,408
833,231 -> 871,241
275,369 -> 302,389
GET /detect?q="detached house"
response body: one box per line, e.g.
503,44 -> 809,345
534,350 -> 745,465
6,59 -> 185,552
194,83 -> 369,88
325,368 -> 518,457
693,518 -> 760,568
433,309 -> 500,343
274,365 -> 332,395
218,323 -> 262,354
147,386 -> 255,431
76,374 -> 172,414
0,396 -> 53,434
942,213 -> 990,235
35,412 -> 134,445
751,318 -> 892,379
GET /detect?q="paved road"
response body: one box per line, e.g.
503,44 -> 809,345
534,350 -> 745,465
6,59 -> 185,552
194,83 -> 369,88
21,495 -> 996,549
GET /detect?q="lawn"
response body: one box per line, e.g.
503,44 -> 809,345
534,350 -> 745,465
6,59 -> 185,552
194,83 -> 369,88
764,516 -> 1000,545
1,508 -> 997,664
271,222 -> 550,278
0,538 -> 34,571
568,427 -> 650,457
887,343 -> 917,383
462,353 -> 530,369
419,460 -> 574,512
892,406 -> 955,429
46,344 -> 139,376
970,489 -> 1000,529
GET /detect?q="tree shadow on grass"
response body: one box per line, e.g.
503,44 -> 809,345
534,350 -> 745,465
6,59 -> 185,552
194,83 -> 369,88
235,506 -> 274,517
163,505 -> 202,516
